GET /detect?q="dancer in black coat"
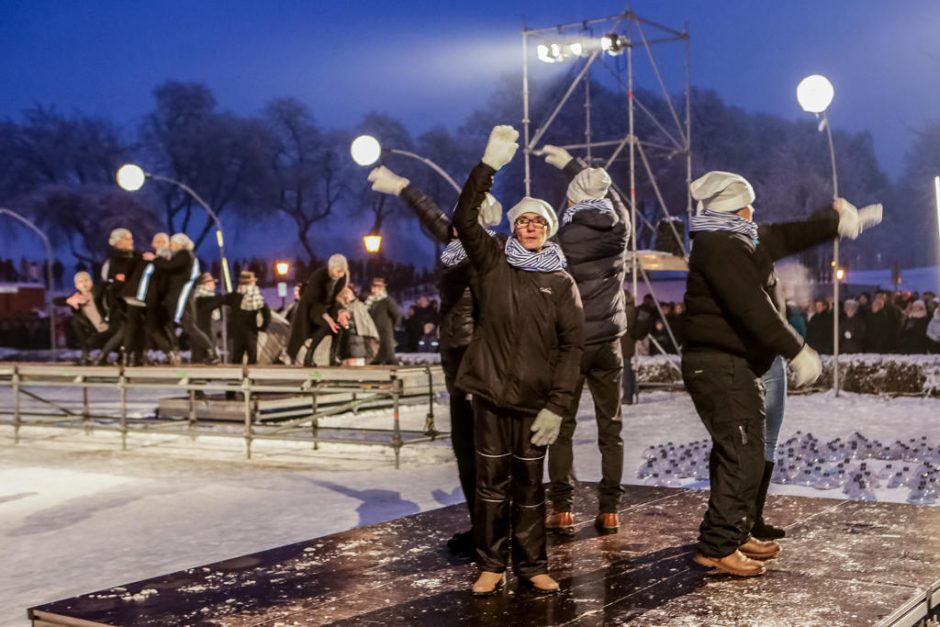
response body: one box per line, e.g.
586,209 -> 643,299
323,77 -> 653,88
364,277 -> 401,365
286,255 -> 349,366
147,233 -> 219,364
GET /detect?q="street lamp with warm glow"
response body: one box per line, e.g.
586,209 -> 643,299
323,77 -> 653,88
351,135 -> 382,167
363,232 -> 383,254
835,267 -> 846,281
275,260 -> 290,277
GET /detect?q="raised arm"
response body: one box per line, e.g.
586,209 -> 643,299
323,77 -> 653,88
368,165 -> 452,244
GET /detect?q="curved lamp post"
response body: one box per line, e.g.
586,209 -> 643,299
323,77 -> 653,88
350,135 -> 462,194
0,208 -> 57,360
797,74 -> 841,395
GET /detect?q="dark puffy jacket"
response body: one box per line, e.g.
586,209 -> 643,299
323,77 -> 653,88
122,255 -> 168,307
683,210 -> 838,375
453,163 -> 584,416
557,160 -> 630,346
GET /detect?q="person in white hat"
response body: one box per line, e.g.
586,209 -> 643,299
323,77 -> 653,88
453,125 -> 583,596
538,145 -> 631,535
366,164 -> 504,558
683,170 -> 883,577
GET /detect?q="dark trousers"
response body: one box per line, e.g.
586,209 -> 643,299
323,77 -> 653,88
682,350 -> 766,558
231,330 -> 258,365
441,345 -> 474,523
70,316 -> 111,354
124,306 -> 175,362
179,300 -> 215,361
548,338 -> 625,513
473,397 -> 547,578
302,323 -> 338,367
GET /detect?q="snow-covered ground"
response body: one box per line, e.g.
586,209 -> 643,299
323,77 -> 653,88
0,387 -> 938,625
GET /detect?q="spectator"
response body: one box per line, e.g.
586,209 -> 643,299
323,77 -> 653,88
897,300 -> 929,354
416,321 -> 439,353
786,301 -> 807,337
927,305 -> 940,354
806,299 -> 834,354
365,277 -> 401,365
840,299 -> 866,354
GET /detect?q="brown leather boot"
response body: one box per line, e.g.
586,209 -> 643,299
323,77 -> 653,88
739,537 -> 781,560
595,512 -> 620,531
471,571 -> 505,596
693,550 -> 766,577
545,511 -> 575,535
522,574 -> 560,594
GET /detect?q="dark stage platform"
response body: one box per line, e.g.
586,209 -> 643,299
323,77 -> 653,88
28,484 -> 940,626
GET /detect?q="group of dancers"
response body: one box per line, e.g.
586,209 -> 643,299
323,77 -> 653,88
369,124 -> 884,592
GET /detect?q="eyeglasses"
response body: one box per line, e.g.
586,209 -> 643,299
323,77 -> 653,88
514,216 -> 549,229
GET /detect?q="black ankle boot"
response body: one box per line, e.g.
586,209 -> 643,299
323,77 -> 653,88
752,461 -> 786,540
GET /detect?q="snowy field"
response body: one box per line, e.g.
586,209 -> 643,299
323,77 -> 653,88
1,387 -> 938,625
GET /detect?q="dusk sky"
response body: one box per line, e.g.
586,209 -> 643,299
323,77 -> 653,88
2,0 -> 939,264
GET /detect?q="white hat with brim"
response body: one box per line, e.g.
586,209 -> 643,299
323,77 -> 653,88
507,197 -> 558,237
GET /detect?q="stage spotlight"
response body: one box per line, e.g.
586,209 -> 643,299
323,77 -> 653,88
601,34 -> 628,56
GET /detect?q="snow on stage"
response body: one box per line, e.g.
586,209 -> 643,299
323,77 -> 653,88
27,482 -> 940,626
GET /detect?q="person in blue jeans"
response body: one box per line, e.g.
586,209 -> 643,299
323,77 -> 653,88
754,354 -> 787,540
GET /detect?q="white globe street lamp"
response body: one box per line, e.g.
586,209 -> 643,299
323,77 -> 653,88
796,74 -> 835,114
115,163 -> 146,192
796,73 -> 842,395
350,135 -> 382,167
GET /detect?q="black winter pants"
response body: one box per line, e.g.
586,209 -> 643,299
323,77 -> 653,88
231,330 -> 259,365
441,345 -> 474,523
548,338 -> 624,513
179,300 -> 216,361
473,397 -> 547,578
681,350 -> 766,558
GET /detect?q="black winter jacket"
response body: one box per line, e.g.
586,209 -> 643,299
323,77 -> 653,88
683,210 -> 839,375
557,160 -> 630,346
454,163 -> 584,416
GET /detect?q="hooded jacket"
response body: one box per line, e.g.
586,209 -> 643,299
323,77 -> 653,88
453,163 -> 584,416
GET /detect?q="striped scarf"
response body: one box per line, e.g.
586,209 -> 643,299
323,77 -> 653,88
689,209 -> 759,243
440,229 -> 496,267
504,237 -> 567,272
561,197 -> 614,227
238,284 -> 265,311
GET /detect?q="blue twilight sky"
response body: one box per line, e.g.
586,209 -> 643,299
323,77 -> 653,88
2,0 -> 939,264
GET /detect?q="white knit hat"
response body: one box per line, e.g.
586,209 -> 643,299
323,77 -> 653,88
478,193 -> 502,227
567,167 -> 612,203
690,171 -> 755,214
507,197 -> 558,237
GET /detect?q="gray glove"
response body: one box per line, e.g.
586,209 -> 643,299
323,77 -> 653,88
530,408 -> 563,447
789,344 -> 822,387
540,144 -> 573,170
368,165 -> 409,196
481,125 -> 519,171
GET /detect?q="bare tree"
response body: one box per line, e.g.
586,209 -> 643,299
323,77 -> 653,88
260,98 -> 347,263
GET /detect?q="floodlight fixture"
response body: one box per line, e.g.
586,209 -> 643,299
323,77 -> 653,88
351,135 -> 382,166
601,34 -> 628,56
796,74 -> 835,113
